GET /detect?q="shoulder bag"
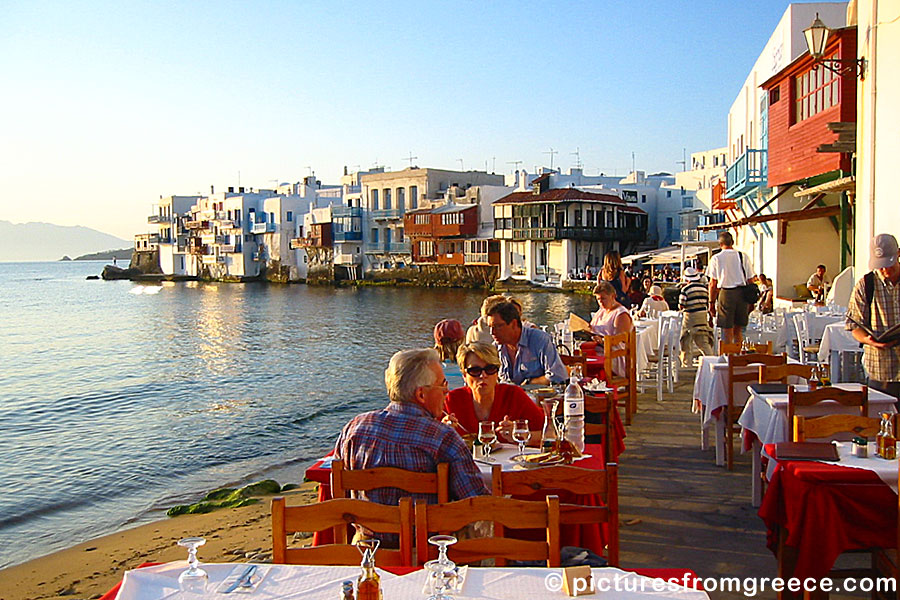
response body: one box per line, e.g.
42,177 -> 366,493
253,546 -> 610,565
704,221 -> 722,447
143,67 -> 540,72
739,253 -> 760,304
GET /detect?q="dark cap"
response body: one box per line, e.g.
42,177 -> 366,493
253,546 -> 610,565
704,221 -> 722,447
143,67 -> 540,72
433,319 -> 464,344
869,234 -> 899,270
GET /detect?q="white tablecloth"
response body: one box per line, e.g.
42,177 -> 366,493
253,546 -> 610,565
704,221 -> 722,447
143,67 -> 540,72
116,563 -> 710,600
817,322 -> 862,382
737,382 -> 897,504
775,312 -> 843,358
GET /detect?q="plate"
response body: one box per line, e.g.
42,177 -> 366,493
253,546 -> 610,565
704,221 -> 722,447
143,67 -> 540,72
510,453 -> 566,468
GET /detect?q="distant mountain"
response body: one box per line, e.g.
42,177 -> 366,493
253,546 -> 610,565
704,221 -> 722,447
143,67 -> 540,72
0,221 -> 131,262
74,248 -> 133,261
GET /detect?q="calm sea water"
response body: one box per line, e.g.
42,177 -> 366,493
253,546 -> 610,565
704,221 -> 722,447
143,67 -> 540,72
0,261 -> 595,568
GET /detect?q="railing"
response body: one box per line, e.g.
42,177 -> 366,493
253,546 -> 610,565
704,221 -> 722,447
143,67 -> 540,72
725,148 -> 767,199
219,244 -> 236,253
511,228 -> 555,240
333,231 -> 362,242
507,226 -> 644,242
464,252 -> 489,264
364,242 -> 411,254
251,222 -> 275,234
370,208 -> 403,220
201,254 -> 220,264
332,206 -> 362,218
201,234 -> 225,245
334,254 -> 361,265
216,219 -> 235,228
185,220 -> 208,229
147,215 -> 171,224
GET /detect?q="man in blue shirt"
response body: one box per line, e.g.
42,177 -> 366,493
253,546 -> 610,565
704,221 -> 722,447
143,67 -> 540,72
486,301 -> 568,385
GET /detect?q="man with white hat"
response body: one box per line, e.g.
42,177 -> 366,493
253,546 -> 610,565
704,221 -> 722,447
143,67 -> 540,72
846,234 -> 900,399
679,267 -> 714,367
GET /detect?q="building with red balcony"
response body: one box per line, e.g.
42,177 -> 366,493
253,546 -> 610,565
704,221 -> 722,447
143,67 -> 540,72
404,203 -> 499,266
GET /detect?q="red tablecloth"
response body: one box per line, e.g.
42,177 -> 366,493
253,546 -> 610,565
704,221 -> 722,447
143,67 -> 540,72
305,444 -> 615,559
758,443 -> 897,580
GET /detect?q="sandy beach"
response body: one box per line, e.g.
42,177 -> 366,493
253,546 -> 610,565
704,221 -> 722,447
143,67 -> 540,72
0,482 -> 318,600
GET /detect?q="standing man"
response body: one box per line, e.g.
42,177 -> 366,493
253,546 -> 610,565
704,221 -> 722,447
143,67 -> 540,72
333,348 -> 487,506
846,234 -> 900,399
679,267 -> 714,367
486,301 -> 568,385
706,231 -> 755,346
807,264 -> 830,299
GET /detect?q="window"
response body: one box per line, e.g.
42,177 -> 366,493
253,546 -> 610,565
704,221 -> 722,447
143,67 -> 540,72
415,214 -> 429,225
441,212 -> 463,225
574,209 -> 582,227
769,87 -> 780,105
666,190 -> 672,198
682,197 -> 693,209
286,211 -> 293,222
641,194 -> 647,203
396,187 -> 405,211
410,186 -> 418,209
383,188 -> 392,210
794,59 -> 839,122
371,189 -> 379,210
371,228 -> 378,243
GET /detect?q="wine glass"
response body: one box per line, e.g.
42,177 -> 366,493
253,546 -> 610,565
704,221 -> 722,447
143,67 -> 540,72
425,535 -> 458,600
478,422 -> 497,461
512,420 -> 531,456
177,537 -> 208,596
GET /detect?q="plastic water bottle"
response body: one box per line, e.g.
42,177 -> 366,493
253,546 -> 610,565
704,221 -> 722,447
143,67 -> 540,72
562,323 -> 574,354
563,365 -> 585,453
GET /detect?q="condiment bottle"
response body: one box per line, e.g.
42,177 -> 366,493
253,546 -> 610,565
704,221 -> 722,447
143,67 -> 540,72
341,580 -> 355,600
356,548 -> 382,600
882,413 -> 896,460
877,414 -> 886,458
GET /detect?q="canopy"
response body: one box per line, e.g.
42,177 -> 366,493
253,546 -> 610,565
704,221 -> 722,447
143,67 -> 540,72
623,245 -> 711,265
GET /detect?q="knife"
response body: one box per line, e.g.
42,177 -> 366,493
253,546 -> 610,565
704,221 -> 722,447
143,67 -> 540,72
223,564 -> 257,593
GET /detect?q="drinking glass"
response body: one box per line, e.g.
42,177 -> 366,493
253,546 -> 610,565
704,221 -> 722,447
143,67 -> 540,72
512,420 -> 531,456
478,422 -> 497,461
177,537 -> 208,596
425,535 -> 458,600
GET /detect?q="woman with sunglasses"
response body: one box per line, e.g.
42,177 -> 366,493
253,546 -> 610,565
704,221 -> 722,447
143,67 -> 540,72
442,342 -> 544,442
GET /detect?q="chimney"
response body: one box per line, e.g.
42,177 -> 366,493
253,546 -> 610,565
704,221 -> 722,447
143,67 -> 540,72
239,187 -> 244,193
228,186 -> 234,193
210,185 -> 215,194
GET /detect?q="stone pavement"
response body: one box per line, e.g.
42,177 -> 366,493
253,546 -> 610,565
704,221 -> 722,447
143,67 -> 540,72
615,373 -> 872,600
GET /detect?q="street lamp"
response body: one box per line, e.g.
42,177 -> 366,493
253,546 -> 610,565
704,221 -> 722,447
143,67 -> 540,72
803,13 -> 866,79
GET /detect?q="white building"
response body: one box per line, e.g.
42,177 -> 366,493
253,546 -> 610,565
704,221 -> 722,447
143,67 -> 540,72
146,194 -> 202,275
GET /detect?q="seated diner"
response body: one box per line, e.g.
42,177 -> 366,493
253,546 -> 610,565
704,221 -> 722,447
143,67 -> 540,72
443,342 -> 544,442
590,280 -> 634,376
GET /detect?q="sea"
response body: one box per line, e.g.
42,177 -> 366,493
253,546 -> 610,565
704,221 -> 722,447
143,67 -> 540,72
0,260 -> 596,569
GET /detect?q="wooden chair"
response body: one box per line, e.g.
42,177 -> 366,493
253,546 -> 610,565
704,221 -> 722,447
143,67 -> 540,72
759,363 -> 815,384
490,463 -> 619,567
719,341 -> 742,355
786,386 -> 868,435
414,495 -> 560,567
604,330 -> 636,426
560,354 -> 587,378
271,496 -> 413,566
751,340 -> 773,354
331,460 -> 449,504
726,353 -> 787,470
792,414 -> 881,442
584,392 -> 615,465
719,341 -> 772,355
792,313 -> 821,365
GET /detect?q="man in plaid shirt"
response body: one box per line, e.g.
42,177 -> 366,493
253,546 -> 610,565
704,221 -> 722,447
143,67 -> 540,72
847,234 -> 900,399
334,348 -> 488,506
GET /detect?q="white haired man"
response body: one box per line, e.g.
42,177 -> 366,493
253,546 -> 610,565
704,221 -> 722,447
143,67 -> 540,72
333,348 -> 488,506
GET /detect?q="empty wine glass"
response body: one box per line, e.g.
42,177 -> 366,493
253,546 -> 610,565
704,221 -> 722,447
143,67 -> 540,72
478,422 -> 497,461
177,537 -> 208,596
512,419 -> 531,456
425,535 -> 458,600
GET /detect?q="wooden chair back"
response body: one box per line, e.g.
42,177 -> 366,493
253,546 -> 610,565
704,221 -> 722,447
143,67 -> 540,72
584,392 -> 615,464
604,330 -> 636,425
787,386 -> 868,433
272,496 -> 413,566
560,354 -> 587,378
751,341 -> 773,354
490,463 -> 619,566
725,353 -> 787,470
719,341 -> 742,355
331,460 -> 449,504
792,414 -> 881,442
414,495 -> 560,567
759,363 -> 814,384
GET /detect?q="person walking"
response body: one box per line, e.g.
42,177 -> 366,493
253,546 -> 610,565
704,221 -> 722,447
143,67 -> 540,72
846,234 -> 900,399
679,267 -> 714,367
706,231 -> 755,346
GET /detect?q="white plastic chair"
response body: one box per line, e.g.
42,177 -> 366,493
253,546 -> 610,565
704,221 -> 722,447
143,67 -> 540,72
792,313 -> 821,365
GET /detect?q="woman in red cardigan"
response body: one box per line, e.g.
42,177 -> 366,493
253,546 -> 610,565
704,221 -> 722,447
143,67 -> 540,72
443,342 -> 544,443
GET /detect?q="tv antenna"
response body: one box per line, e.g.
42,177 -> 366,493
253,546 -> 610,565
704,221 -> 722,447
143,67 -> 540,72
403,152 -> 418,168
571,147 -> 583,169
491,156 -> 496,173
543,147 -> 558,170
457,158 -> 464,171
676,147 -> 687,172
507,160 -> 523,172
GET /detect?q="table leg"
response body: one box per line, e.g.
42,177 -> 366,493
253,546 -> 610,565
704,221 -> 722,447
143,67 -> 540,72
700,417 -> 709,451
715,418 -> 724,467
830,350 -> 840,383
751,439 -> 762,507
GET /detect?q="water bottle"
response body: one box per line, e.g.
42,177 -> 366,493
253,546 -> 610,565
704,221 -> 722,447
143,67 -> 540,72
563,365 -> 585,453
562,323 -> 574,354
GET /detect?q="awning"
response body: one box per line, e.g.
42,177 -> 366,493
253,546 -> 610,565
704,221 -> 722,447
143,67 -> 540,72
624,245 -> 710,265
793,176 -> 856,197
698,204 -> 840,230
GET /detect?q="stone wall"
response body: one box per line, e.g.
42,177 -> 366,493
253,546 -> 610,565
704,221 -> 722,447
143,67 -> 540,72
130,249 -> 162,274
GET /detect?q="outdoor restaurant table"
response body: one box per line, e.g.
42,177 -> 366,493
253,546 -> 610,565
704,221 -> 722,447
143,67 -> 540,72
111,562 -> 710,600
817,322 -> 862,383
692,355 -> 799,466
304,442 -> 616,556
738,383 -> 897,506
758,443 -> 898,582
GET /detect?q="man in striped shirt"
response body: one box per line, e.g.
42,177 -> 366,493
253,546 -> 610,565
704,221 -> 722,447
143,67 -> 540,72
679,267 -> 714,367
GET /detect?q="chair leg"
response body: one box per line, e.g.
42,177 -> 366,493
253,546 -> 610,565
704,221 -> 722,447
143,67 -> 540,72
725,420 -> 734,471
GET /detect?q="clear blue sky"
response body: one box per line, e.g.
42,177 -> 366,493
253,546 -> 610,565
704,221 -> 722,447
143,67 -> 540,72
0,1 -> 825,239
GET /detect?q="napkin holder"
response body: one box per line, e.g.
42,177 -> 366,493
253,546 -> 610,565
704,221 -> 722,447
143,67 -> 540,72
562,565 -> 594,596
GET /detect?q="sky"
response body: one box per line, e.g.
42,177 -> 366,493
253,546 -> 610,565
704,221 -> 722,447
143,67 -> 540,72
0,0 -> 825,240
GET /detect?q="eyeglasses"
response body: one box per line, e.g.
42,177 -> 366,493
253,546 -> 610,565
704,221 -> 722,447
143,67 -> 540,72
465,365 -> 500,377
425,378 -> 449,390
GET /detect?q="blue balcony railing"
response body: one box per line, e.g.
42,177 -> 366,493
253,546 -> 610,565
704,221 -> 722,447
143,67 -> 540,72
370,208 -> 403,220
333,230 -> 362,242
725,149 -> 767,199
332,206 -> 362,218
364,242 -> 411,253
251,221 -> 276,234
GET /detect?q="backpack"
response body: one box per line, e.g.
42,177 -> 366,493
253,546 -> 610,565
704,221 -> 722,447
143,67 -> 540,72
863,270 -> 876,328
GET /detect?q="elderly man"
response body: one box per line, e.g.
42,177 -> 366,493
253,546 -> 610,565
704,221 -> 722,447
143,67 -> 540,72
847,234 -> 900,399
333,348 -> 487,506
486,301 -> 568,385
679,267 -> 714,367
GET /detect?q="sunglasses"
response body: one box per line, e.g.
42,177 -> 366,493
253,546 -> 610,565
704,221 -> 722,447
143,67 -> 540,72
465,365 -> 500,377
